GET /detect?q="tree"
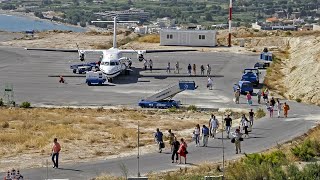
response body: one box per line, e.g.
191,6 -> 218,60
85,0 -> 93,3
205,12 -> 213,21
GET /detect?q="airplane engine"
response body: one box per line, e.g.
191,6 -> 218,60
79,52 -> 85,61
138,54 -> 144,62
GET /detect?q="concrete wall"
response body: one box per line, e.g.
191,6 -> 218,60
160,30 -> 216,47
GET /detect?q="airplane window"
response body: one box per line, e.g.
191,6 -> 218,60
101,62 -> 109,65
110,62 -> 116,66
115,62 -> 119,65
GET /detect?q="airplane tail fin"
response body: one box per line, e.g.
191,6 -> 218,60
91,17 -> 139,49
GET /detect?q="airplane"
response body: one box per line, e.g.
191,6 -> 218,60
26,16 -> 196,82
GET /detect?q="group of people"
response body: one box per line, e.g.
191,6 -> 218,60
143,59 -> 153,72
186,63 -> 212,76
3,169 -> 23,180
155,128 -> 188,164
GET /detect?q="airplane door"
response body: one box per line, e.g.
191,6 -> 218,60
180,32 -> 187,45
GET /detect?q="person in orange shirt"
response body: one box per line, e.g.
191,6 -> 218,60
283,102 -> 290,118
51,138 -> 61,168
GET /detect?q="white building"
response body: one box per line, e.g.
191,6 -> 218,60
160,30 -> 216,47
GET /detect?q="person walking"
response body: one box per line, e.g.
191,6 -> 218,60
194,124 -> 200,147
171,137 -> 180,163
200,65 -> 205,75
206,64 -> 211,76
149,59 -> 153,72
209,114 -> 219,139
51,138 -> 61,168
177,138 -> 187,164
232,129 -> 243,154
249,109 -> 255,127
276,98 -> 282,118
263,88 -> 269,102
59,75 -> 65,83
270,97 -> 276,108
154,128 -> 164,153
246,92 -> 252,106
224,115 -> 232,139
187,64 -> 192,76
175,61 -> 179,74
234,88 -> 240,104
192,64 -> 196,75
268,101 -> 274,118
240,114 -> 250,138
143,59 -> 148,70
257,89 -> 262,104
166,62 -> 171,73
207,77 -> 213,90
201,125 -> 210,147
168,129 -> 175,152
283,102 -> 290,118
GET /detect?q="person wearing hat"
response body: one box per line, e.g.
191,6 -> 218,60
232,128 -> 243,154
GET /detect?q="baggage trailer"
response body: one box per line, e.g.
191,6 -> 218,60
138,81 -> 196,108
70,62 -> 99,74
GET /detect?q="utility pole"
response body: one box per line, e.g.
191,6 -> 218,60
222,115 -> 225,180
228,0 -> 233,47
137,121 -> 141,177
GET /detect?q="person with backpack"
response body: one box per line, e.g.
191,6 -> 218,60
232,129 -> 243,154
168,129 -> 175,152
154,128 -> 164,153
201,125 -> 210,147
171,137 -> 180,163
240,114 -> 250,138
283,102 -> 290,118
209,114 -> 219,139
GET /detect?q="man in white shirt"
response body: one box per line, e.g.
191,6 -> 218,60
209,114 -> 219,139
207,77 -> 213,90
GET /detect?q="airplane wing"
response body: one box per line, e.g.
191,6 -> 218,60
25,48 -> 105,53
119,49 -> 197,54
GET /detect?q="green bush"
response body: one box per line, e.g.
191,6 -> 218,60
296,98 -> 302,103
0,98 -> 3,106
291,139 -> 316,161
167,107 -> 177,113
187,105 -> 197,111
20,101 -> 31,108
255,108 -> 266,119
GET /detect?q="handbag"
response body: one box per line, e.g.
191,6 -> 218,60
231,138 -> 235,143
184,150 -> 188,154
239,137 -> 244,141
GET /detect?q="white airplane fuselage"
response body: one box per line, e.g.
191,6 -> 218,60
99,48 -> 126,79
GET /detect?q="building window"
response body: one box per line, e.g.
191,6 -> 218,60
167,34 -> 173,39
199,35 -> 205,40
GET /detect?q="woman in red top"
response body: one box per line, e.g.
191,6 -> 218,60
178,138 -> 188,164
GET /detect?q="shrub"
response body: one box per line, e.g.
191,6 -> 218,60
167,107 -> 177,113
255,108 -> 266,119
291,139 -> 316,161
295,98 -> 302,103
1,121 -> 9,128
137,34 -> 160,43
0,98 -> 3,106
187,105 -> 197,111
20,102 -> 31,108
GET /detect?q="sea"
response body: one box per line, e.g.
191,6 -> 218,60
0,14 -> 86,32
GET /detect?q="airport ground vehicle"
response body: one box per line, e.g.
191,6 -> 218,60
233,81 -> 253,95
138,81 -> 196,108
85,71 -> 106,86
241,68 -> 260,86
70,62 -> 99,74
254,62 -> 270,69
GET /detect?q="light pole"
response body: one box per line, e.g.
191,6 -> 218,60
222,115 -> 225,179
228,0 -> 233,47
137,121 -> 141,177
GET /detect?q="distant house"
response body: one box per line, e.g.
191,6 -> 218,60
160,29 -> 217,47
266,17 -> 279,23
270,26 -> 297,31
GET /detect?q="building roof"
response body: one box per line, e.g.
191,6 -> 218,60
266,17 -> 279,23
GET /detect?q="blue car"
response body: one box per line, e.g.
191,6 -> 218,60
233,81 -> 253,95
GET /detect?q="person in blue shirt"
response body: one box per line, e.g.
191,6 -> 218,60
155,128 -> 164,153
202,125 -> 210,147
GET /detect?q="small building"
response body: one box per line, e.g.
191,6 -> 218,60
160,30 -> 216,47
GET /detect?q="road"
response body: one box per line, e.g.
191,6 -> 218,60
0,46 -> 319,179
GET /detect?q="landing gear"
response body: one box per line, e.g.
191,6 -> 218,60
108,78 -> 113,83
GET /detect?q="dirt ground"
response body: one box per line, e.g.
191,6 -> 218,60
0,107 -> 246,172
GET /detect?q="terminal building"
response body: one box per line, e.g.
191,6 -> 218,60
160,29 -> 217,47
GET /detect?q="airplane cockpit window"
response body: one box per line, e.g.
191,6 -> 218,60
110,62 -> 116,66
115,62 -> 119,65
101,62 -> 110,65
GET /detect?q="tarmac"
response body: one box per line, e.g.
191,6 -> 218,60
0,46 -> 259,108
1,46 -> 319,180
